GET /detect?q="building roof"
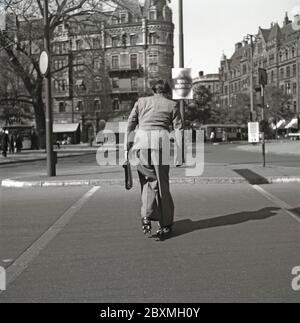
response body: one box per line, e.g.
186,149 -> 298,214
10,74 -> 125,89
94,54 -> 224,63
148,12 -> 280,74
115,0 -> 142,17
259,27 -> 271,42
230,45 -> 250,67
268,23 -> 282,41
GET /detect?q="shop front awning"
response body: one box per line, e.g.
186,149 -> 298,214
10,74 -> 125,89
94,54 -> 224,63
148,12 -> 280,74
53,123 -> 79,133
272,120 -> 286,130
285,118 -> 298,129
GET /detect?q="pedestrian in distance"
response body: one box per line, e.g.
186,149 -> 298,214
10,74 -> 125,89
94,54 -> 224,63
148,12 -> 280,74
126,80 -> 183,239
9,133 -> 16,154
1,130 -> 9,158
15,133 -> 23,153
210,131 -> 216,143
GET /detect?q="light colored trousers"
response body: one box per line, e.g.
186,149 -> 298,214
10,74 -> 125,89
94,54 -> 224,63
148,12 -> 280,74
137,149 -> 174,228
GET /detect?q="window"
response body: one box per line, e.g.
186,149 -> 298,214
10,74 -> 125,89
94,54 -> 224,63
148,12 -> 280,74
113,99 -> 120,111
112,77 -> 119,89
287,66 -> 291,78
93,38 -> 101,49
76,101 -> 83,111
294,101 -> 297,113
111,17 -> 118,25
130,54 -> 138,69
93,57 -> 101,69
149,11 -> 156,20
111,55 -> 119,69
94,100 -> 101,111
131,77 -> 138,91
292,47 -> 296,58
280,68 -> 284,79
285,49 -> 289,60
94,77 -> 102,91
75,56 -> 84,71
59,102 -> 66,113
76,39 -> 83,50
148,51 -> 158,64
293,64 -> 297,77
149,33 -> 157,45
271,70 -> 274,83
112,37 -> 118,47
279,52 -> 283,62
286,83 -> 291,95
130,35 -> 137,46
293,83 -> 297,95
120,13 -> 127,24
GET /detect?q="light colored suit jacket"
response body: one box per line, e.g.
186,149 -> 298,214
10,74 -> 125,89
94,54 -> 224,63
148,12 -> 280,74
126,94 -> 183,153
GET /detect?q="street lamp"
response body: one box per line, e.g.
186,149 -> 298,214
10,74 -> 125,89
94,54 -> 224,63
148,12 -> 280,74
178,0 -> 185,164
244,34 -> 258,122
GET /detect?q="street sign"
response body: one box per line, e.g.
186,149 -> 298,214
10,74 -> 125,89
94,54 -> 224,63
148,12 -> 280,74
172,68 -> 193,100
0,4 -> 6,31
39,51 -> 50,77
248,122 -> 260,143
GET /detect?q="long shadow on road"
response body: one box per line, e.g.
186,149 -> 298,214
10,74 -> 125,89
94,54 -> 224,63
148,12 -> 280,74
159,207 -> 280,241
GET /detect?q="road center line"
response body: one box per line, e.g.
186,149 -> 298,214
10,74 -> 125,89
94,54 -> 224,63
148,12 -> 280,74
252,185 -> 300,224
0,186 -> 100,294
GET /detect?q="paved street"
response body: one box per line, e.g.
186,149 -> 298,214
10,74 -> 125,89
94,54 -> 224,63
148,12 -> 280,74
0,143 -> 299,183
0,144 -> 299,303
0,181 -> 299,303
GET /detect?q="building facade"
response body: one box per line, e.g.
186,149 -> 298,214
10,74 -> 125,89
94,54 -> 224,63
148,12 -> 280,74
219,13 -> 300,125
193,71 -> 221,103
50,0 -> 174,142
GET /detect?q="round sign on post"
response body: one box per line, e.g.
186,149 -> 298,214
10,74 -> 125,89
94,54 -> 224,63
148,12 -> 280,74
172,68 -> 193,100
39,51 -> 50,77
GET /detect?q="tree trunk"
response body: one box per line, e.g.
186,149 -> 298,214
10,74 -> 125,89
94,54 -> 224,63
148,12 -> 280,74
32,86 -> 46,149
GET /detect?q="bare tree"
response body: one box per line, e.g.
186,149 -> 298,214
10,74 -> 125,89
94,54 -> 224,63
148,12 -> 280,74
0,0 -> 127,145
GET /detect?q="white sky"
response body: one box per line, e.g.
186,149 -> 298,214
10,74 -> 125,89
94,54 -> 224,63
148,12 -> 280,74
170,0 -> 300,77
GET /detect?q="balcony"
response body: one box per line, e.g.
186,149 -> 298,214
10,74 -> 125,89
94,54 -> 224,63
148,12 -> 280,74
108,65 -> 144,77
110,87 -> 139,98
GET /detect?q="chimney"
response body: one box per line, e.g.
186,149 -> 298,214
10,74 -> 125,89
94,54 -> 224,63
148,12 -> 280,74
199,71 -> 204,78
283,12 -> 292,26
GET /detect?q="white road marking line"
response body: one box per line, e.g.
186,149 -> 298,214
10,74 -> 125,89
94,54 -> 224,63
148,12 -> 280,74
253,185 -> 300,224
0,186 -> 100,295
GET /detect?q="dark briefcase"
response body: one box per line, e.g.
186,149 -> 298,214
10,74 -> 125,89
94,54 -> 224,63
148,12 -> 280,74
123,159 -> 133,190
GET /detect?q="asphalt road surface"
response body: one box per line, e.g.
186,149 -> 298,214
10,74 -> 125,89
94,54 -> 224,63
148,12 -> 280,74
0,144 -> 299,181
0,182 -> 299,303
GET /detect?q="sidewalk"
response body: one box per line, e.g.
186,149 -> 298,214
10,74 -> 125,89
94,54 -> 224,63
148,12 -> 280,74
1,162 -> 300,188
0,146 -> 101,165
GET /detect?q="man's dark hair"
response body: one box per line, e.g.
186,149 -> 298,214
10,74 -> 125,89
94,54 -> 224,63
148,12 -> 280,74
152,80 -> 170,94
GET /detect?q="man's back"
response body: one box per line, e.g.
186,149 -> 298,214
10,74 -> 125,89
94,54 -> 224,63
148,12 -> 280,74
127,94 -> 182,133
127,94 -> 183,153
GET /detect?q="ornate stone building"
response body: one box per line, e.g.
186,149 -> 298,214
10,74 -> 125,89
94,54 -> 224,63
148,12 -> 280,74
193,71 -> 221,103
51,0 -> 174,142
219,13 -> 300,126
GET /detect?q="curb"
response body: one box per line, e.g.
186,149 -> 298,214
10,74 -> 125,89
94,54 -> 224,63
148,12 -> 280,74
1,176 -> 300,188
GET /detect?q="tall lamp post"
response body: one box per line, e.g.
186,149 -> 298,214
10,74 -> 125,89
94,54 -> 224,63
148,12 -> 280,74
178,0 -> 185,164
245,34 -> 257,122
42,0 -> 55,176
178,0 -> 185,124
